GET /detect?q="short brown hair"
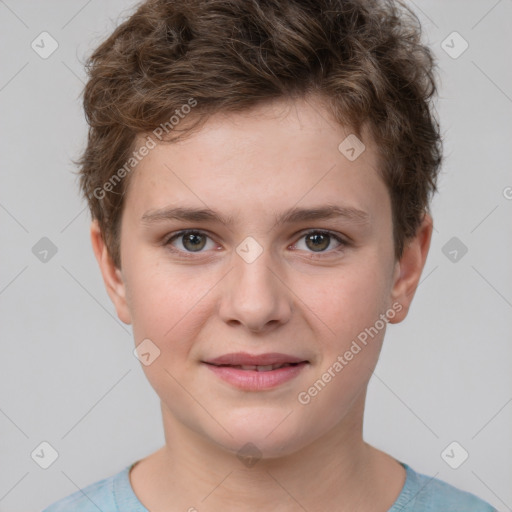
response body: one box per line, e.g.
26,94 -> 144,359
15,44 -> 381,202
77,0 -> 443,269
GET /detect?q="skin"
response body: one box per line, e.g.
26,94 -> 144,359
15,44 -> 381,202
91,95 -> 432,511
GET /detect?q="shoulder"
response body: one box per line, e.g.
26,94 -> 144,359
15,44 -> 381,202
40,466 -> 130,512
391,463 -> 497,512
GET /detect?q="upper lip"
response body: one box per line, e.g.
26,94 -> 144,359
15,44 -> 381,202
203,352 -> 308,366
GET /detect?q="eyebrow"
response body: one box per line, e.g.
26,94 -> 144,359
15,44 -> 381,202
141,204 -> 370,229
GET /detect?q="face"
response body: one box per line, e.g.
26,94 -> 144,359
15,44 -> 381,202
92,96 -> 431,459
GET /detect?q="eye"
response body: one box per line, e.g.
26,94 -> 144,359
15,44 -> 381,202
165,230 -> 216,255
292,230 -> 347,257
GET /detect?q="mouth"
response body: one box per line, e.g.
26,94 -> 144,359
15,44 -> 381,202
203,352 -> 308,367
206,362 -> 303,372
202,353 -> 309,390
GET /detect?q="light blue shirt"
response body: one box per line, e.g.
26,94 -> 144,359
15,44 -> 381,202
41,460 -> 497,511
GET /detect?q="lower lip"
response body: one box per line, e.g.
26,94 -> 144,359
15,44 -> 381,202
203,362 -> 308,390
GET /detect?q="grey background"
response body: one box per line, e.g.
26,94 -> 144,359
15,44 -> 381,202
1,1 -> 511,510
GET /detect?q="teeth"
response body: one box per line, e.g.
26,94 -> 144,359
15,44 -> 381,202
256,365 -> 274,372
232,363 -> 296,371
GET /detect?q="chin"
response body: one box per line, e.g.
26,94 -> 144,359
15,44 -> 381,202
204,407 -> 318,461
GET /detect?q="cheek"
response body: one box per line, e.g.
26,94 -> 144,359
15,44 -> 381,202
296,258 -> 391,341
127,262 -> 215,340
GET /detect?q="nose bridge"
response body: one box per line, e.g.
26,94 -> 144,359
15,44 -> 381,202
219,235 -> 290,330
235,238 -> 276,291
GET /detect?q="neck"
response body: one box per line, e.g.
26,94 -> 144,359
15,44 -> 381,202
129,392 -> 405,511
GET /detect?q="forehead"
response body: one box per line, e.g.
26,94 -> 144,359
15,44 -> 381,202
123,96 -> 388,225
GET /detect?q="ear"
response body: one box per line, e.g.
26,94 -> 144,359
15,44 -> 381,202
90,219 -> 132,325
388,213 -> 433,324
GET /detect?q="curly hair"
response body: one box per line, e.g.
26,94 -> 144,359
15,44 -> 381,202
77,0 -> 443,269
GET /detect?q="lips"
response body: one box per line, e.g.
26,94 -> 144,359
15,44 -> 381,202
223,363 -> 297,372
204,352 -> 307,367
202,352 -> 309,390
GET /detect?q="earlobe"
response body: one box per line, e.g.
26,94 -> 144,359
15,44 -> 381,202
90,220 -> 132,325
388,214 -> 433,324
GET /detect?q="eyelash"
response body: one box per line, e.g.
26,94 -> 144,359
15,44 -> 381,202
162,229 -> 350,259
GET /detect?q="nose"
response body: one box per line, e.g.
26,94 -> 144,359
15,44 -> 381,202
217,241 -> 292,334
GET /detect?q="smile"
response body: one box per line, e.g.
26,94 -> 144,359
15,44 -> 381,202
202,354 -> 309,390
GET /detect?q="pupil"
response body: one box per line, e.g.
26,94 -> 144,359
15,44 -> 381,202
184,233 -> 206,252
307,233 -> 329,252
